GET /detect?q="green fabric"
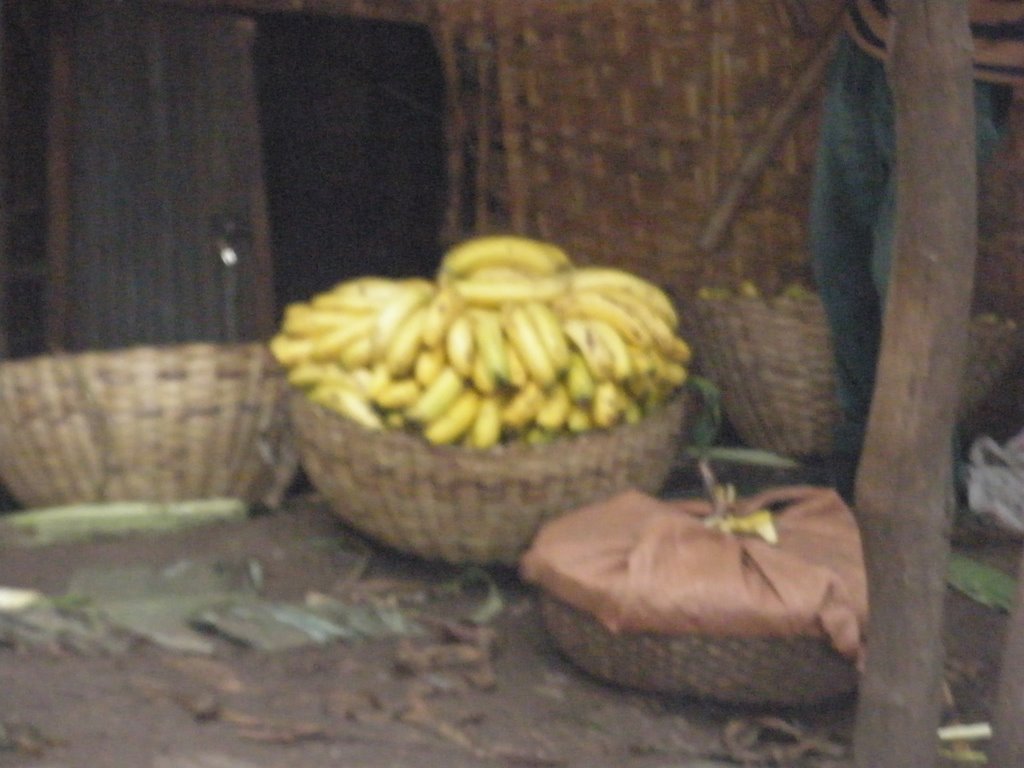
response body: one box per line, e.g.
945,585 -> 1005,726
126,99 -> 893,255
808,34 -> 1012,493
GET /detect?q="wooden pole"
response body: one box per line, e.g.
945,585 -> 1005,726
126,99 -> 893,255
852,2 -> 976,767
989,548 -> 1024,766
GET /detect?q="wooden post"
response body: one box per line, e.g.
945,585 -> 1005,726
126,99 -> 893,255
852,2 -> 976,767
989,548 -> 1024,766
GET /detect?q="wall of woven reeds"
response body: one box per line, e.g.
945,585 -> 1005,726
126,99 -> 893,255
433,0 -> 846,303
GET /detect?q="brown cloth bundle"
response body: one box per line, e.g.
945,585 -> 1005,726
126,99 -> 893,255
520,486 -> 867,663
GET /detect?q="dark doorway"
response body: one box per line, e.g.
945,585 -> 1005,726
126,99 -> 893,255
253,14 -> 448,313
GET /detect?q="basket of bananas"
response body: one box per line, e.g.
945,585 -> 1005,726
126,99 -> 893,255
686,283 -> 1020,457
0,342 -> 297,507
274,235 -> 696,564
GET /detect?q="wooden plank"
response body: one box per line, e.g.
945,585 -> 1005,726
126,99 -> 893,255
151,0 -> 431,25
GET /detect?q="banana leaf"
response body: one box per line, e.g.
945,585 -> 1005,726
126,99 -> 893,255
947,553 -> 1018,612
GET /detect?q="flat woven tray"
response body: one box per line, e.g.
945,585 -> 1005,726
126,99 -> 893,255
0,342 -> 297,507
686,295 -> 1021,457
539,593 -> 858,706
290,387 -> 692,565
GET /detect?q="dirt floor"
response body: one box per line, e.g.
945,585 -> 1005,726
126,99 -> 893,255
0,460 -> 1019,768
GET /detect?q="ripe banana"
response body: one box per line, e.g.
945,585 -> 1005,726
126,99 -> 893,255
534,383 -> 572,432
568,267 -> 678,327
383,304 -> 428,376
566,404 -> 593,433
313,277 -> 408,313
562,319 -> 615,381
414,345 -> 446,387
468,308 -> 510,385
308,315 -> 376,362
371,282 -> 433,357
286,361 -> 333,390
505,345 -> 528,388
450,273 -> 569,307
555,291 -> 650,348
421,286 -> 464,348
592,380 -> 625,428
471,349 -> 497,395
586,319 -> 633,381
523,301 -> 570,373
423,389 -> 481,445
565,352 -> 596,403
445,314 -> 476,378
269,334 -> 315,368
373,378 -> 423,410
282,303 -> 357,338
503,305 -> 557,387
501,381 -> 546,430
339,335 -> 374,370
439,234 -> 572,278
309,383 -> 383,431
406,366 -> 465,424
468,395 -> 503,449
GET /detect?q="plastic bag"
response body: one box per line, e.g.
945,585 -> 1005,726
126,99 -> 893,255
966,428 -> 1024,538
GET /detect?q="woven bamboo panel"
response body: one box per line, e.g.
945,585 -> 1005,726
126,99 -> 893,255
433,0 -> 844,302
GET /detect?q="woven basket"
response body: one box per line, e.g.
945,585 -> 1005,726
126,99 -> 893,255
539,593 -> 858,706
0,342 -> 297,508
289,388 -> 692,565
685,294 -> 1021,457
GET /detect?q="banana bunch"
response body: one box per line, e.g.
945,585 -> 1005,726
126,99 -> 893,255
269,234 -> 692,449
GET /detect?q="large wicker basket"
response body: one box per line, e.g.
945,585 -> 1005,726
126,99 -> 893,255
539,593 -> 858,706
289,388 -> 692,565
685,294 -> 1021,457
0,342 -> 297,508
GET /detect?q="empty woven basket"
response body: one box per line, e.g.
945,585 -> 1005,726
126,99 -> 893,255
538,594 -> 858,706
289,388 -> 692,565
0,342 -> 297,507
685,294 -> 1020,457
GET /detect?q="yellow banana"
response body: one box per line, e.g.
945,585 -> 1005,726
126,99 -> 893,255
313,277 -> 407,313
525,427 -> 556,446
423,389 -> 481,445
555,291 -> 651,348
662,335 -> 693,365
308,315 -> 376,362
339,335 -> 374,370
501,381 -> 546,430
600,290 -> 679,351
421,287 -> 464,348
445,314 -> 476,377
505,345 -> 528,388
286,362 -> 331,390
439,234 -> 572,278
565,352 -> 596,403
468,308 -> 510,385
471,348 -> 497,395
503,305 -> 557,387
269,334 -> 315,368
535,383 -> 572,432
373,378 -> 423,410
592,380 -> 625,428
624,398 -> 645,424
371,282 -> 433,357
450,273 -> 569,307
308,384 -> 383,431
566,404 -> 593,434
405,366 -> 465,424
523,300 -> 570,373
586,319 -> 633,381
384,304 -> 428,376
562,319 -> 615,381
568,267 -> 678,327
414,345 -> 446,387
468,395 -> 503,449
282,303 -> 353,338
661,361 -> 689,387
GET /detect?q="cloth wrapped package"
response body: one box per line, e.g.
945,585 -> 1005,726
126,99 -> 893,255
520,486 -> 868,666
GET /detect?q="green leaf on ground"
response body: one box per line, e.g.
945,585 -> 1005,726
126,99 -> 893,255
947,553 -> 1017,613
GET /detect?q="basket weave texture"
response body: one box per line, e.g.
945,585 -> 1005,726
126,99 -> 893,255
432,0 -> 843,298
0,343 -> 297,507
289,388 -> 692,565
685,295 -> 1022,457
539,593 -> 858,706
